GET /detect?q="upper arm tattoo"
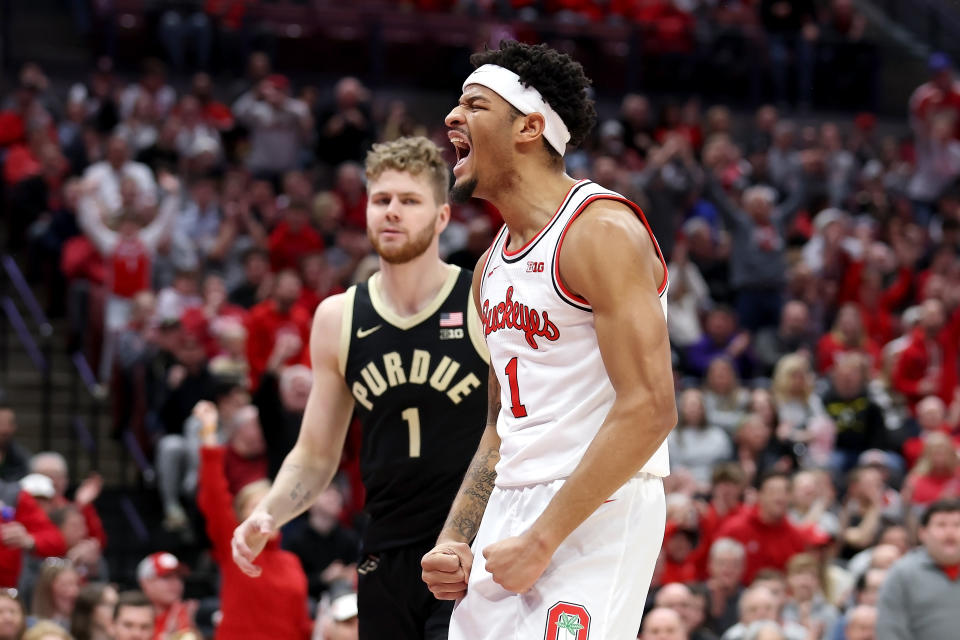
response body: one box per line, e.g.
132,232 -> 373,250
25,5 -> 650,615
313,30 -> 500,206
487,365 -> 501,427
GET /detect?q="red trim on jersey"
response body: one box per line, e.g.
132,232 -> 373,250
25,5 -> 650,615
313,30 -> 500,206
502,180 -> 588,258
554,194 -> 669,307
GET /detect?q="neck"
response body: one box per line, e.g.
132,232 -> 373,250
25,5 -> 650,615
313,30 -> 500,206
376,250 -> 450,317
479,162 -> 576,249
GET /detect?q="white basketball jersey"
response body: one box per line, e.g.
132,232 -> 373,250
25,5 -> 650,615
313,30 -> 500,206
479,179 -> 671,488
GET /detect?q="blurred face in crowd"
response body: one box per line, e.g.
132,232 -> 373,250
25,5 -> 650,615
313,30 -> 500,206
641,608 -> 686,640
779,301 -> 809,337
309,486 -> 344,533
708,548 -> 745,590
366,169 -> 448,265
203,274 -> 227,309
704,310 -> 736,344
757,476 -> 790,522
0,594 -> 23,640
279,365 -> 312,412
859,569 -> 886,606
230,407 -> 265,460
831,355 -> 865,398
140,572 -> 183,609
59,509 -> 88,548
791,472 -> 817,512
786,567 -> 818,602
750,389 -> 776,427
106,135 -> 129,168
879,526 -> 909,554
175,335 -> 206,371
0,409 -> 18,449
835,305 -> 863,341
32,455 -> 68,497
655,584 -> 699,631
244,252 -> 270,286
52,568 -> 80,616
736,415 -> 770,453
869,544 -> 902,571
845,605 -> 877,640
191,178 -> 216,210
705,358 -> 737,395
113,604 -> 154,640
743,188 -> 773,224
920,298 -> 946,335
273,271 -> 302,309
93,586 -> 119,635
924,434 -> 957,473
740,587 -> 778,624
678,389 -> 706,427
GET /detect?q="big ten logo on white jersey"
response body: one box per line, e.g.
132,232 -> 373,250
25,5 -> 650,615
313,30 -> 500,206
350,350 -> 482,411
526,261 -> 545,273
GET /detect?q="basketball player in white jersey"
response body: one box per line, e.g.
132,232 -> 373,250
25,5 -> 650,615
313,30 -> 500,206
420,41 -> 678,639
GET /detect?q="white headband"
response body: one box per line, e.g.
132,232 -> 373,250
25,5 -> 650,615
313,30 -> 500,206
462,64 -> 571,156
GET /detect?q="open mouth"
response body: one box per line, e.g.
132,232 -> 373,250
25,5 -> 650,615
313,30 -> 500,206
448,132 -> 472,171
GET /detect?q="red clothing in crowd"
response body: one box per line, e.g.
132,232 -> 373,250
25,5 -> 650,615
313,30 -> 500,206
60,236 -> 107,285
906,469 -> 960,506
902,425 -> 960,469
0,491 -> 67,587
0,111 -> 25,148
715,505 -> 828,585
816,332 -> 881,374
267,222 -> 324,272
180,304 -> 247,358
693,502 -> 745,577
49,496 -> 107,549
198,446 -> 312,640
2,143 -> 41,185
111,238 -> 152,298
153,601 -> 193,640
910,79 -> 960,139
891,315 -> 960,411
661,522 -> 700,584
223,447 -> 268,497
245,300 -> 311,388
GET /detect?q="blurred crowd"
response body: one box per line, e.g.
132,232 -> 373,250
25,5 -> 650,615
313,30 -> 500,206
0,4 -> 959,636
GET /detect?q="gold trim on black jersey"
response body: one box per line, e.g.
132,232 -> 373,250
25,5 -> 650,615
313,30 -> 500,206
337,286 -> 357,376
367,264 -> 460,330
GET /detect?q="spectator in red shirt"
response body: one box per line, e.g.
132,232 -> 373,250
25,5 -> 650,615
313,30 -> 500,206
295,252 -> 345,316
181,273 -> 247,358
902,395 -> 960,469
267,202 -> 324,272
28,453 -> 107,549
892,298 -> 960,411
332,162 -> 368,230
816,303 -> 881,374
245,270 -> 311,387
716,471 -> 829,585
0,479 -> 67,588
136,552 -> 193,640
698,464 -> 747,564
195,403 -> 313,640
909,53 -> 960,140
903,433 -> 960,511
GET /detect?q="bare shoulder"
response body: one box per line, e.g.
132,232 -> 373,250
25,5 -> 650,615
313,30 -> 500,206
471,249 -> 491,314
559,199 -> 663,303
310,289 -> 354,368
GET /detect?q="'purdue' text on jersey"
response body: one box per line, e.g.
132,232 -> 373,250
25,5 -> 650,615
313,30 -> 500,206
341,265 -> 488,552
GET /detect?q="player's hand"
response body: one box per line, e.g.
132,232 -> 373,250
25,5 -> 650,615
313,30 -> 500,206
421,541 -> 473,600
231,511 -> 276,577
482,531 -> 553,594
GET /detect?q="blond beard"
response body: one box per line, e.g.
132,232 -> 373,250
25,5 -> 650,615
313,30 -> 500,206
367,214 -> 438,264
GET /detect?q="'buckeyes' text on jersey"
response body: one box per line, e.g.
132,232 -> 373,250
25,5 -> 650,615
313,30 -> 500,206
480,180 -> 671,488
341,265 -> 488,551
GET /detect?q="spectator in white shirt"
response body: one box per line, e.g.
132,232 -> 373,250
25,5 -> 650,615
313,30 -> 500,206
233,75 -> 312,177
82,134 -> 158,222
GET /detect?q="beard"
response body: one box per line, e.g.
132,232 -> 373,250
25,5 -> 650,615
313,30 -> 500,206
368,214 -> 437,265
449,176 -> 478,204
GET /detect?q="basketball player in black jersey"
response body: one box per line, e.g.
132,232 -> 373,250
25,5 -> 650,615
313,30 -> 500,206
231,136 -> 489,639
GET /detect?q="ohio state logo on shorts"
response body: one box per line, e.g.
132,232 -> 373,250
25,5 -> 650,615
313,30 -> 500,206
544,601 -> 590,640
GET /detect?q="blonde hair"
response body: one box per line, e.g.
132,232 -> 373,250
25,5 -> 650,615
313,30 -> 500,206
772,353 -> 813,402
364,136 -> 449,204
32,558 -> 78,621
233,479 -> 272,520
23,620 -> 73,640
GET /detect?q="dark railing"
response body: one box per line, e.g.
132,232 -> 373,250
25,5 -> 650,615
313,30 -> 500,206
875,0 -> 960,60
0,255 -> 53,452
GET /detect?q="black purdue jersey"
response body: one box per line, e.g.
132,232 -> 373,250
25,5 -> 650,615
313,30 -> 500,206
341,265 -> 488,552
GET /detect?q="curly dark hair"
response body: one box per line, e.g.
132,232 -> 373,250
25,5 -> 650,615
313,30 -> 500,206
470,40 -> 597,154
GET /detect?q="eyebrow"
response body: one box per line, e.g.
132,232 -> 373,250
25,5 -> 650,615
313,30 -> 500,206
461,94 -> 491,107
370,191 -> 423,198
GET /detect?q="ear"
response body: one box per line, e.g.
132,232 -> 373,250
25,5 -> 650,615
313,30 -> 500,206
436,203 -> 451,234
516,112 -> 547,147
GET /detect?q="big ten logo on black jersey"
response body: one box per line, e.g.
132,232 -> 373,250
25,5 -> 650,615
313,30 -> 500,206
350,349 -> 482,411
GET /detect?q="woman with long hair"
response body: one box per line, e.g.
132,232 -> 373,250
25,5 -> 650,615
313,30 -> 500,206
771,353 -> 835,467
69,583 -> 117,640
668,388 -> 734,490
30,559 -> 80,630
0,589 -> 26,640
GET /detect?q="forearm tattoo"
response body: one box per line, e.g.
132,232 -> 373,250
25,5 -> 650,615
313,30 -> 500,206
442,370 -> 501,542
278,463 -> 317,513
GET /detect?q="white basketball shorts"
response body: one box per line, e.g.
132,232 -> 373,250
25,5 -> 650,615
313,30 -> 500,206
448,473 -> 666,640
